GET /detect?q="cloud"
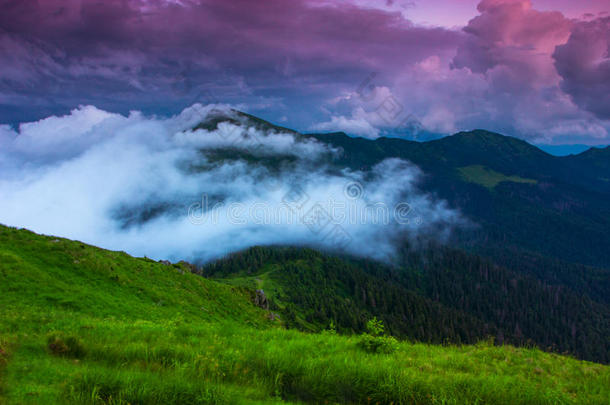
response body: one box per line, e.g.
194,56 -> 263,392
307,0 -> 609,144
433,0 -> 609,142
310,107 -> 382,138
553,17 -> 610,119
0,0 -> 460,125
453,0 -> 572,83
0,104 -> 461,263
1,0 -> 608,143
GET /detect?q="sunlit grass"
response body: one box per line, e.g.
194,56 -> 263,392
1,224 -> 608,404
458,165 -> 537,189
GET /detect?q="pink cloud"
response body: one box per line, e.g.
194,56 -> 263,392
452,0 -> 572,86
0,0 -> 608,143
553,17 -> 610,119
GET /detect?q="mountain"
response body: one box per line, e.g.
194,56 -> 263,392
1,224 -> 609,404
186,111 -> 610,296
536,144 -> 604,156
194,108 -> 299,135
309,129 -> 610,195
305,128 -> 610,276
565,146 -> 610,178
202,112 -> 609,293
183,112 -> 610,361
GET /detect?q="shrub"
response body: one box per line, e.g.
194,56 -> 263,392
358,317 -> 399,354
366,317 -> 385,337
322,320 -> 337,335
47,333 -> 86,359
359,334 -> 399,354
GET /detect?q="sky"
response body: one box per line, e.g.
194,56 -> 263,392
1,0 -> 609,144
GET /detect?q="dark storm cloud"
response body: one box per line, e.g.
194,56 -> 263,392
0,0 -> 460,124
0,0 -> 609,142
553,16 -> 610,119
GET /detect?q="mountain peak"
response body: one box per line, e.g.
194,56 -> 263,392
435,129 -> 550,158
192,108 -> 297,135
447,130 -> 545,152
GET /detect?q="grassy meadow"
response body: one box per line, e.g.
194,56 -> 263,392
0,225 -> 608,404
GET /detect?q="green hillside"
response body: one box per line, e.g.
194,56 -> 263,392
306,129 -> 610,270
203,246 -> 610,363
1,225 -> 609,404
458,165 -> 537,189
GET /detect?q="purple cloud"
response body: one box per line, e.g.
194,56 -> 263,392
0,0 -> 460,125
0,0 -> 608,143
553,16 -> 610,119
452,0 -> 571,84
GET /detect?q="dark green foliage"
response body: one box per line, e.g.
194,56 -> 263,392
0,340 -> 8,398
366,317 -> 385,337
204,246 -> 610,363
65,369 -> 227,405
308,129 -> 610,269
203,246 -> 490,344
358,334 -> 399,354
47,333 -> 86,359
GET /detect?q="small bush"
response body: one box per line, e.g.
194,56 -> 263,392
358,317 -> 399,354
322,320 -> 337,335
47,333 -> 86,359
366,317 -> 385,337
359,334 -> 399,354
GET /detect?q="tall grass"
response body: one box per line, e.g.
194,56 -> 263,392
1,224 -> 608,404
2,315 -> 607,404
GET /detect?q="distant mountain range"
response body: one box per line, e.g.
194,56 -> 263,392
536,144 -> 608,157
208,110 -> 610,269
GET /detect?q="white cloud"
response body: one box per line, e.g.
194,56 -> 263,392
0,104 -> 461,263
310,113 -> 381,139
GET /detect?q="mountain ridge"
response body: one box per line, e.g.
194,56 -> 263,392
222,110 -> 604,158
187,110 -> 610,304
